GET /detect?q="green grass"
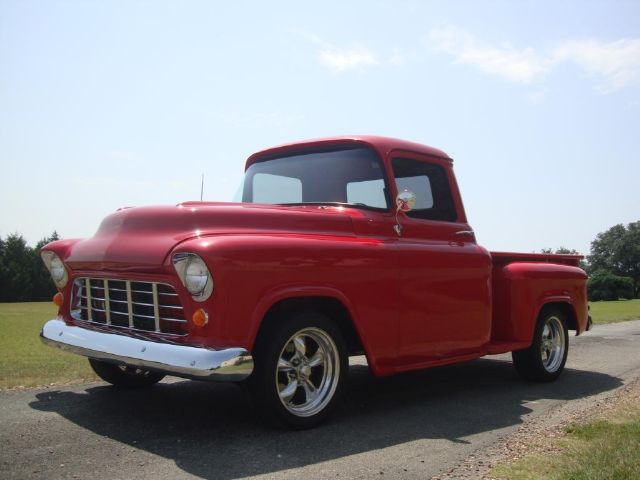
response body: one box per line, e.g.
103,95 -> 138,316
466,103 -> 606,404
589,299 -> 640,324
491,396 -> 640,480
0,298 -> 638,390
0,302 -> 97,389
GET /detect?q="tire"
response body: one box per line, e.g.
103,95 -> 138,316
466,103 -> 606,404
246,311 -> 348,429
512,307 -> 569,382
89,358 -> 165,388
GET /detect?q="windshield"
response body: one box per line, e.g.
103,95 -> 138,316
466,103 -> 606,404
237,146 -> 390,210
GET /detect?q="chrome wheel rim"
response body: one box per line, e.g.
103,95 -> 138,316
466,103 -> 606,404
276,327 -> 340,418
540,316 -> 565,372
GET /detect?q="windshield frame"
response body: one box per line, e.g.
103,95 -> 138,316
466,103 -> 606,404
241,144 -> 393,213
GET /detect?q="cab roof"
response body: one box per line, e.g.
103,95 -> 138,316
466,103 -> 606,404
245,135 -> 451,169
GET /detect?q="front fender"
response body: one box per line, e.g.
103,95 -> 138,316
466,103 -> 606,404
171,233 -> 398,375
248,284 -> 360,346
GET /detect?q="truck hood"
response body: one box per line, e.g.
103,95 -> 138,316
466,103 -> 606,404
65,202 -> 357,271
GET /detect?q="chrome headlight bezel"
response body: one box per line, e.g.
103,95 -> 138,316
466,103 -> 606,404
41,251 -> 69,289
172,253 -> 214,301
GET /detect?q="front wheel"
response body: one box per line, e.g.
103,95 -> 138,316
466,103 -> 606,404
89,359 -> 165,388
512,307 -> 569,382
246,312 -> 348,429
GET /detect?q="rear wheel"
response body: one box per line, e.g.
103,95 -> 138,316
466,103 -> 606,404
512,307 -> 569,382
89,359 -> 165,388
246,312 -> 348,429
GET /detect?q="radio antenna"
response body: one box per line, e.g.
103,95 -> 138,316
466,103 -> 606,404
200,174 -> 204,201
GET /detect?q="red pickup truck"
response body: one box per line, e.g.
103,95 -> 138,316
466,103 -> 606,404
40,136 -> 589,428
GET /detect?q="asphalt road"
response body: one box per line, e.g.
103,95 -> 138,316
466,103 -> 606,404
2,320 -> 640,480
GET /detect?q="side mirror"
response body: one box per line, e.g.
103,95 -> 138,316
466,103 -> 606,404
396,190 -> 417,212
394,190 -> 416,236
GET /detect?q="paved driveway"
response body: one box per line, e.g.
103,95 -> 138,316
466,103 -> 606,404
1,320 -> 639,479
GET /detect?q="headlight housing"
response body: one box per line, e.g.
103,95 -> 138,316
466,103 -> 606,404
172,253 -> 214,301
41,251 -> 68,288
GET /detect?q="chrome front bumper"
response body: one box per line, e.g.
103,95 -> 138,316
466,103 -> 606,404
41,319 -> 253,382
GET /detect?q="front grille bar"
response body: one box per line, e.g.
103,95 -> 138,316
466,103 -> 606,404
103,279 -> 111,325
152,283 -> 160,332
126,281 -> 134,328
75,305 -> 186,323
71,278 -> 187,336
85,278 -> 93,322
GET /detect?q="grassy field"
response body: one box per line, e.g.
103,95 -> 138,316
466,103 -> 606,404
491,387 -> 640,480
0,299 -> 639,390
0,302 -> 97,389
589,298 -> 640,324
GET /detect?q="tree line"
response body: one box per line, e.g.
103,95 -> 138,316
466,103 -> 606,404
0,221 -> 638,302
0,232 -> 59,302
544,221 -> 639,301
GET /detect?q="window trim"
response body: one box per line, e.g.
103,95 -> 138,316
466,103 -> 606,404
391,155 -> 459,223
245,144 -> 394,213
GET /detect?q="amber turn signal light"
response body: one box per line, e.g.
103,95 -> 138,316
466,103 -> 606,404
192,308 -> 208,327
53,292 -> 64,307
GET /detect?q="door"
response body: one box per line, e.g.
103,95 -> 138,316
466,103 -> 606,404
391,154 -> 491,367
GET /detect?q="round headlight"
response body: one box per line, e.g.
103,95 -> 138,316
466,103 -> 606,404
185,257 -> 209,295
50,256 -> 66,283
41,251 -> 68,288
172,252 -> 214,301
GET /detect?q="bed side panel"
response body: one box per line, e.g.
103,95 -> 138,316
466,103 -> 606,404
491,262 -> 588,343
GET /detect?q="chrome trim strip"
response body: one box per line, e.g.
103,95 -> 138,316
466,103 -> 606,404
85,278 -> 92,321
103,279 -> 111,325
75,308 -> 185,323
41,319 -> 253,382
101,287 -> 154,295
125,281 -> 134,328
86,297 -> 127,305
78,297 -> 167,308
78,296 -> 180,309
122,312 -> 186,323
152,283 -> 160,333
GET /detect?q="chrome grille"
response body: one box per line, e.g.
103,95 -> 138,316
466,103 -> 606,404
71,278 -> 187,336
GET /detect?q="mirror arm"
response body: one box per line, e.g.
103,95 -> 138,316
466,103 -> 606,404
394,189 -> 416,237
394,209 -> 403,236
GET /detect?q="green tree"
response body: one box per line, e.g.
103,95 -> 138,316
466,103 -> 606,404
0,231 -> 60,302
0,236 -> 6,302
541,247 -> 580,255
588,272 -> 634,301
0,233 -> 32,302
540,247 -> 587,270
588,221 -> 640,298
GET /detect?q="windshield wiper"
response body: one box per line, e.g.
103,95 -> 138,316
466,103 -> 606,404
275,202 -> 384,211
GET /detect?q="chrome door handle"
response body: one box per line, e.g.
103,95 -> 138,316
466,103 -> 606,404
455,230 -> 474,236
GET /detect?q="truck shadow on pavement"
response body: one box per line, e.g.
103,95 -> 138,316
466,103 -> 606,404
29,358 -> 622,479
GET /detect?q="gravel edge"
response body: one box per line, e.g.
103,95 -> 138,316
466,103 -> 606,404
430,377 -> 640,480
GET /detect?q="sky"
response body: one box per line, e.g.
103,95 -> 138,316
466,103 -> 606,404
1,0 -> 639,255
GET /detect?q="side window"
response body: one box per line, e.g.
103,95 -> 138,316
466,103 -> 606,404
392,157 -> 457,221
253,173 -> 302,204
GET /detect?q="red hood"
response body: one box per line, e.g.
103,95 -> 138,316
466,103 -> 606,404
64,202 -> 358,271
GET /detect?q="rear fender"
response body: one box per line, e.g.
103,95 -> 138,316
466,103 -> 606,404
492,262 -> 588,345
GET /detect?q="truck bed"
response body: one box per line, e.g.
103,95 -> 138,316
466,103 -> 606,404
488,251 -> 588,353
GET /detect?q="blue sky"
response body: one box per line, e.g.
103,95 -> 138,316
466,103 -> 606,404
1,1 -> 639,255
